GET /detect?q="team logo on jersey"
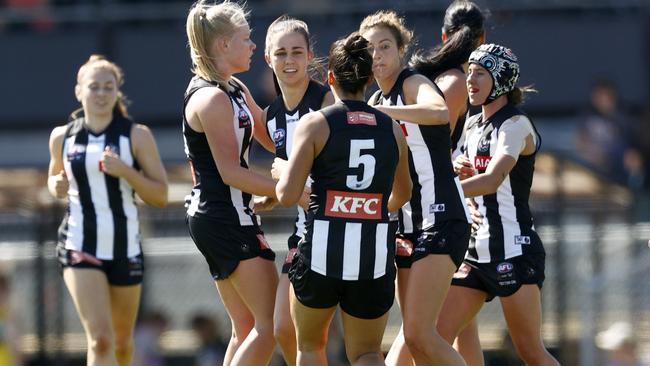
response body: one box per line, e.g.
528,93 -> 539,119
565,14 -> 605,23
478,135 -> 491,153
474,156 -> 492,172
515,235 -> 531,245
325,190 -> 382,219
273,128 -> 286,148
429,203 -> 446,213
66,144 -> 86,161
238,109 -> 251,128
497,262 -> 514,274
346,112 -> 377,126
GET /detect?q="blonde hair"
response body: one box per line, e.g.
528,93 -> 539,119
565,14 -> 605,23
359,10 -> 414,55
71,54 -> 130,120
186,0 -> 249,85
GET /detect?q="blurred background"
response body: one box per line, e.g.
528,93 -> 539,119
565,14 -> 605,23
0,0 -> 649,365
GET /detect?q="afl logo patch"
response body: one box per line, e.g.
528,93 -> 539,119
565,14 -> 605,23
273,128 -> 286,148
238,109 -> 251,128
497,262 -> 513,274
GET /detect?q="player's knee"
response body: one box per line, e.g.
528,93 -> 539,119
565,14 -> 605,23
113,335 -> 133,355
89,333 -> 114,357
351,351 -> 383,365
513,340 -> 546,363
274,319 -> 294,345
403,323 -> 429,354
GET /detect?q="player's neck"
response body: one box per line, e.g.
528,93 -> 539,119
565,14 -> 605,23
83,113 -> 113,134
281,77 -> 310,111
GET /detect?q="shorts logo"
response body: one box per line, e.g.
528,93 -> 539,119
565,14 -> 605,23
429,203 -> 446,213
346,112 -> 377,126
497,262 -> 514,274
515,235 -> 531,245
474,156 -> 492,172
325,190 -> 382,219
272,128 -> 286,148
238,109 -> 251,128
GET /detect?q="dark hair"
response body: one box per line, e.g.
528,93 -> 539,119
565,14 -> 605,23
410,1 -> 484,78
359,10 -> 414,56
328,32 -> 373,95
507,85 -> 537,106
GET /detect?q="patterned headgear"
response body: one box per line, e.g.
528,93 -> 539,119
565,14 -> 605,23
469,44 -> 520,104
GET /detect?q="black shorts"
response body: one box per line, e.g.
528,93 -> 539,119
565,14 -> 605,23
56,244 -> 144,286
411,220 -> 471,269
395,233 -> 416,269
187,215 -> 276,280
281,234 -> 302,274
289,254 -> 395,319
451,252 -> 546,302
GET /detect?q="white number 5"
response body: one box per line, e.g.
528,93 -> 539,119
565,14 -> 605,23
347,139 -> 375,190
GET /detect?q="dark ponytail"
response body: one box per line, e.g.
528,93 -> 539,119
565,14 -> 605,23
410,1 -> 485,79
328,32 -> 373,95
507,85 -> 537,106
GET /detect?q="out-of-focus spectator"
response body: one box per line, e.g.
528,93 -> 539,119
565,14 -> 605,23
189,313 -> 226,366
0,271 -> 23,366
132,310 -> 169,366
575,79 -> 644,190
596,321 -> 649,366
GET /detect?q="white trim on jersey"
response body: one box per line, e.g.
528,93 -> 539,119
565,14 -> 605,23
342,222 -> 362,280
498,175 -> 524,259
63,136 -> 83,251
374,223 -> 388,277
311,219 -> 330,276
187,188 -> 200,216
119,136 -> 140,257
229,95 -> 255,226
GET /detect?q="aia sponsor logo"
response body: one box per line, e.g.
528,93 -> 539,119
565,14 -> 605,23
346,112 -> 377,126
398,121 -> 408,136
325,190 -> 382,219
238,109 -> 251,128
497,262 -> 514,274
474,156 -> 491,172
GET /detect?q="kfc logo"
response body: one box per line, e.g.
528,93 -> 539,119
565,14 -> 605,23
347,112 -> 377,126
325,190 -> 382,219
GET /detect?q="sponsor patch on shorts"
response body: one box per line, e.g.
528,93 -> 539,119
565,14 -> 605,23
515,235 -> 531,245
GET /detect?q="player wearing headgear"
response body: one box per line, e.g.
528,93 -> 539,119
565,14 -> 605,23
437,44 -> 560,366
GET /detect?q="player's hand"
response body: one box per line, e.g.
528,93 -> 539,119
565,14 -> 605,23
254,196 -> 278,213
271,157 -> 288,181
468,198 -> 483,233
52,170 -> 69,199
100,146 -> 128,178
454,155 -> 475,180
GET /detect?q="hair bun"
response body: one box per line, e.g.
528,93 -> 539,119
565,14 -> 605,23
343,33 -> 369,56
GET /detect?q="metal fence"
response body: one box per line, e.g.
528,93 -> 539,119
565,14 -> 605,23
1,152 -> 649,366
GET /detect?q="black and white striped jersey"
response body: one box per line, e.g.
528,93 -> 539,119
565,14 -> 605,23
371,68 -> 470,234
301,100 -> 398,280
58,116 -> 140,260
463,103 -> 544,262
183,76 -> 257,226
266,80 -> 329,238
